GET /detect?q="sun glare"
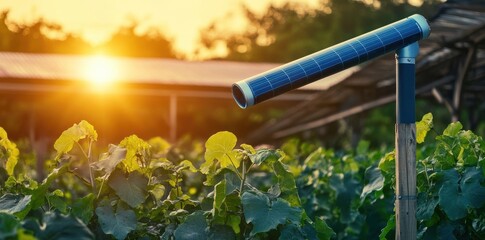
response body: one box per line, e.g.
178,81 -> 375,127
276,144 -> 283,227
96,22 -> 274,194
84,55 -> 117,90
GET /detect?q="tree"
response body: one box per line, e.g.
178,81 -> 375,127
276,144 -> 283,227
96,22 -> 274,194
0,10 -> 177,58
97,20 -> 177,58
198,0 -> 442,62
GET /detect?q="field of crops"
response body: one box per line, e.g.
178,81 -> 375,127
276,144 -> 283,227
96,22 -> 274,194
1,113 -> 485,239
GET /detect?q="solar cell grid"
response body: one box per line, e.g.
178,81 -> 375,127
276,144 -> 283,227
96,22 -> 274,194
233,14 -> 430,108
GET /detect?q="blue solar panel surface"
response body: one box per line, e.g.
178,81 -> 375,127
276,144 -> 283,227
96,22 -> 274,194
239,16 -> 425,105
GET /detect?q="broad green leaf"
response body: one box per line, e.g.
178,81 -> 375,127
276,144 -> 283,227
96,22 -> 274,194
96,202 -> 136,240
208,224 -> 236,240
361,166 -> 384,199
242,191 -> 301,236
213,180 -> 226,211
438,168 -> 485,220
460,167 -> 485,208
48,193 -> 67,213
416,192 -> 439,221
91,144 -> 127,176
0,194 -> 31,219
108,170 -> 148,208
0,212 -> 20,239
224,172 -> 241,195
119,135 -> 151,172
443,122 -> 462,137
0,127 -> 19,176
438,169 -> 464,220
378,151 -> 395,174
273,161 -> 300,207
26,211 -> 94,240
176,160 -> 197,173
329,173 -> 361,223
314,217 -> 335,240
149,184 -> 166,203
250,149 -> 281,165
279,224 -> 305,240
433,142 -> 456,170
72,193 -> 95,224
161,224 -> 176,240
174,211 -> 208,240
53,120 -> 97,159
30,165 -> 68,210
456,130 -> 481,167
149,158 -> 174,171
303,147 -> 326,169
416,113 -> 433,144
379,215 -> 395,240
241,143 -> 256,154
203,131 -> 238,173
148,137 -> 171,155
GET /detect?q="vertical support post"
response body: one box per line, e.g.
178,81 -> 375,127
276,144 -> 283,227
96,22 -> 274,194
395,42 -> 418,240
169,94 -> 177,142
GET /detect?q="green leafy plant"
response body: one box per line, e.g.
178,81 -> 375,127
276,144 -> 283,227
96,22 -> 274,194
1,113 -> 483,239
0,123 -> 331,239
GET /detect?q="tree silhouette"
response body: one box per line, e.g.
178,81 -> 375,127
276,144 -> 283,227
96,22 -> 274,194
198,0 -> 441,62
0,10 -> 177,58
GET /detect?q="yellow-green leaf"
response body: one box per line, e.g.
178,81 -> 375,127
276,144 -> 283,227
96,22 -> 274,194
177,160 -> 197,173
53,120 -> 97,159
0,127 -> 6,139
120,135 -> 151,172
204,131 -> 239,170
416,113 -> 433,144
241,144 -> 256,154
443,121 -> 463,136
148,137 -> 171,155
0,127 -> 19,176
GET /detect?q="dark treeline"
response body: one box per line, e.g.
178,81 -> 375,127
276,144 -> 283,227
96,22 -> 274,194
1,1 -> 444,60
0,11 -> 176,58
199,0 -> 442,62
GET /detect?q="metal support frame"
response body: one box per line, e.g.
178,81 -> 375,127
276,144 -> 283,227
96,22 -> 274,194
169,94 -> 177,142
395,42 -> 419,240
452,46 -> 476,122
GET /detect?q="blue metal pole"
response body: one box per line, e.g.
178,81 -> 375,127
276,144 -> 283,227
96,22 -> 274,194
396,42 -> 419,123
395,42 -> 419,240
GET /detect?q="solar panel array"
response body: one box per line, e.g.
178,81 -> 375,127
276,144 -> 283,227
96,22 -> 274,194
233,15 -> 427,107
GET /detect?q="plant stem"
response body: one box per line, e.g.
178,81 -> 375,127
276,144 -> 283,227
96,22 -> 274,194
225,153 -> 243,180
97,177 -> 106,199
75,141 -> 95,190
239,160 -> 246,196
87,140 -> 95,189
246,162 -> 254,175
422,160 -> 431,187
68,169 -> 91,187
176,171 -> 183,209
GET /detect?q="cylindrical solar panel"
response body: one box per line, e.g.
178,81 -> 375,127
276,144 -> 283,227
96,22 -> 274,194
232,14 -> 430,108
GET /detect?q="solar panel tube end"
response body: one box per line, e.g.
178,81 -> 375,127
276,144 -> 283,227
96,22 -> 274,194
409,14 -> 430,39
232,81 -> 254,109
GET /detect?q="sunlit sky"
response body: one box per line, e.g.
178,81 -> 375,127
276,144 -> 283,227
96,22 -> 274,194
0,0 -> 319,55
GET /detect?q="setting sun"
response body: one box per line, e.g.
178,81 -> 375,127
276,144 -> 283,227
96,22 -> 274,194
84,55 -> 117,89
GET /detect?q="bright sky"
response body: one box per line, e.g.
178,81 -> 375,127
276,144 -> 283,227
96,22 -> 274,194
0,0 -> 321,56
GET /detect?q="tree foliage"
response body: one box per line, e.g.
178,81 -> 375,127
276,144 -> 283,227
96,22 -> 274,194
200,0 -> 441,62
0,10 -> 176,58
